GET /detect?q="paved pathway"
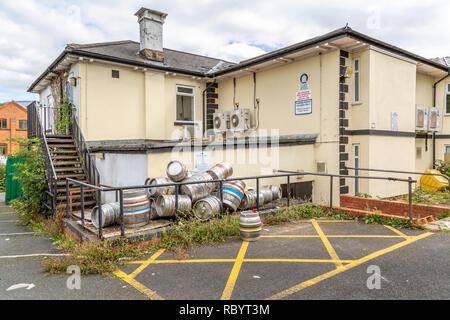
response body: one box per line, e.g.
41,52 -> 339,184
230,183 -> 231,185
0,193 -> 145,300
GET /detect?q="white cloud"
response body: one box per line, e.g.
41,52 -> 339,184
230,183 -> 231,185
0,0 -> 449,102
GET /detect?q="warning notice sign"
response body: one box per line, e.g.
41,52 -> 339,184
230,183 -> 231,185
295,99 -> 312,115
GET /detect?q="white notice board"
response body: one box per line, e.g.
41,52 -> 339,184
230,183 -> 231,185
194,151 -> 210,172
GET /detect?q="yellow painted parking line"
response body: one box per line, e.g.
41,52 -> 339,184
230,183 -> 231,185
383,225 -> 409,238
244,258 -> 354,264
311,219 -> 343,268
261,235 -> 405,238
128,249 -> 165,279
113,269 -> 164,300
266,232 -> 433,300
154,259 -> 236,264
314,220 -> 355,223
221,241 -> 249,300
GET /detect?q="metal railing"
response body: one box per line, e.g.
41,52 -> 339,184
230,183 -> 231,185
69,107 -> 100,187
27,102 -> 58,211
65,168 -> 423,239
28,102 -> 101,213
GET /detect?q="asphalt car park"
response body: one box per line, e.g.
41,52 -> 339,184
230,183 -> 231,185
115,219 -> 449,300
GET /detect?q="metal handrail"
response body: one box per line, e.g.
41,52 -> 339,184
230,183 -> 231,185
65,168 -> 419,239
345,166 -> 450,186
70,108 -> 100,187
28,102 -> 58,211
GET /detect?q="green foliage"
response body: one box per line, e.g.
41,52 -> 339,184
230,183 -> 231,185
438,211 -> 450,220
263,203 -> 354,225
434,160 -> 450,177
9,137 -> 47,215
0,164 -> 5,192
402,187 -> 449,205
356,192 -> 372,198
56,95 -> 72,135
363,212 -> 411,228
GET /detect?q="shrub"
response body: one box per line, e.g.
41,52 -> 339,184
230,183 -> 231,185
0,163 -> 5,192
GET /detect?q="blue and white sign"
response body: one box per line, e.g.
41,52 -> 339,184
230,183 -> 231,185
295,99 -> 312,115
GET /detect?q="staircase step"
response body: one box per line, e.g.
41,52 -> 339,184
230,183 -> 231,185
54,161 -> 82,166
52,155 -> 80,160
56,179 -> 88,186
46,138 -> 75,144
56,173 -> 86,179
50,150 -> 78,154
56,200 -> 96,209
48,144 -> 76,148
57,194 -> 95,201
54,166 -> 84,172
56,186 -> 95,194
46,134 -> 72,139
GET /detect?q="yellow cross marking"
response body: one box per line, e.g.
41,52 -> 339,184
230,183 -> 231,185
220,241 -> 249,300
112,220 -> 433,301
266,232 -> 433,300
311,219 -> 343,268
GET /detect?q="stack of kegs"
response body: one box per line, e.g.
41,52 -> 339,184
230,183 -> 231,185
93,159 -> 284,229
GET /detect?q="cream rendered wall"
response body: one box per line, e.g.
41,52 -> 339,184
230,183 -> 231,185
78,62 -> 206,142
80,63 -> 145,141
215,51 -> 341,205
366,50 -> 417,197
348,50 -> 370,130
415,73 -> 435,173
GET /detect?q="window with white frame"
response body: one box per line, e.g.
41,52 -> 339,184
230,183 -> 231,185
445,145 -> 450,154
445,82 -> 450,114
353,58 -> 361,103
176,85 -> 195,122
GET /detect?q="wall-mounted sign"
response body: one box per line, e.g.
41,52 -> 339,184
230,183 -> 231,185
295,99 -> 312,115
194,151 -> 210,172
299,72 -> 310,90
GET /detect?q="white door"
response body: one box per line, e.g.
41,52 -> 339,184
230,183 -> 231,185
353,144 -> 360,195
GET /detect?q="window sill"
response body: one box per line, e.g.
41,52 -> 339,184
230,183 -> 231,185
352,102 -> 362,106
174,121 -> 197,126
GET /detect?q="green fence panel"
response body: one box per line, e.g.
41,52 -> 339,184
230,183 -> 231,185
5,157 -> 24,204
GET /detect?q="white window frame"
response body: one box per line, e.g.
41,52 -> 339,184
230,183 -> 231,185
353,144 -> 360,195
353,58 -> 361,104
175,85 -> 195,123
445,82 -> 450,115
444,145 -> 450,154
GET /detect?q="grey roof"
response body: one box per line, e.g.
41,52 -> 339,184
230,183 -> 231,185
14,101 -> 34,109
431,56 -> 450,67
67,41 -> 235,74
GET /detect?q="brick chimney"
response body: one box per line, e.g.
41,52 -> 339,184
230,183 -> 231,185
135,8 -> 167,62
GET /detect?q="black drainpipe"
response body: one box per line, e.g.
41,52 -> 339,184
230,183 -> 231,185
432,72 -> 449,168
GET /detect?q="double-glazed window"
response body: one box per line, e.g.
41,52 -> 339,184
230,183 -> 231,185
19,120 -> 27,129
176,85 -> 194,122
0,145 -> 6,156
446,83 -> 450,114
0,119 -> 7,129
353,58 -> 361,103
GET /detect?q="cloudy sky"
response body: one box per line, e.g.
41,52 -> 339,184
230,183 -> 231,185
0,0 -> 449,102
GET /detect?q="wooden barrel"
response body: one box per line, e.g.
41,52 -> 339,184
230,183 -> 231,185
155,194 -> 192,218
180,172 -> 214,202
166,160 -> 188,182
145,177 -> 174,197
222,180 -> 246,212
123,188 -> 150,228
239,209 -> 262,242
193,196 -> 221,221
91,202 -> 120,228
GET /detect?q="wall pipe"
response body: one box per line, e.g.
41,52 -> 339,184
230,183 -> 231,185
432,72 -> 450,168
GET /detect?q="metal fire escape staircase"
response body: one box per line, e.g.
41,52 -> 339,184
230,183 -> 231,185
27,102 -> 100,213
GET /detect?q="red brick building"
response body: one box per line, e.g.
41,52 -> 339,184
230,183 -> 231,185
0,101 -> 28,155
